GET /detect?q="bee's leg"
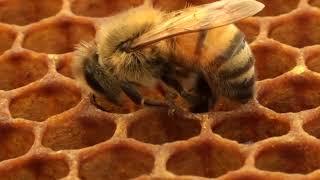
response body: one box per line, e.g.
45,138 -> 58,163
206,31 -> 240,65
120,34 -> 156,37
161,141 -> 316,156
161,73 -> 210,112
156,80 -> 187,116
89,94 -> 109,111
84,54 -> 123,106
120,81 -> 167,107
190,73 -> 215,112
164,91 -> 183,116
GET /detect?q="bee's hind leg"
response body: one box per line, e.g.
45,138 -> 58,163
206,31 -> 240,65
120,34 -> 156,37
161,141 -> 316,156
89,94 -> 109,111
161,72 -> 210,113
164,91 -> 182,116
156,81 -> 187,117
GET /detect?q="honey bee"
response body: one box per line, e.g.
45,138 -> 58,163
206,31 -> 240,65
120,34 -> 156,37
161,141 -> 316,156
72,0 -> 264,113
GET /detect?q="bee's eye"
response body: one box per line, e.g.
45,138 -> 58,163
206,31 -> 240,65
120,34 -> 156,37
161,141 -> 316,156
118,43 -> 126,51
118,40 -> 133,52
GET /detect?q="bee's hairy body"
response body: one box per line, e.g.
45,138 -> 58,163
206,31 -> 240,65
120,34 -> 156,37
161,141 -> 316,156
74,6 -> 178,105
95,6 -> 172,87
73,0 -> 263,111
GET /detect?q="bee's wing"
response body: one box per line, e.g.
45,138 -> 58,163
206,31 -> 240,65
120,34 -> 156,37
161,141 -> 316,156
131,0 -> 264,49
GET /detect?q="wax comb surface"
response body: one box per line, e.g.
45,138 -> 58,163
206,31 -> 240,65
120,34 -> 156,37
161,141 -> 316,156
0,0 -> 320,179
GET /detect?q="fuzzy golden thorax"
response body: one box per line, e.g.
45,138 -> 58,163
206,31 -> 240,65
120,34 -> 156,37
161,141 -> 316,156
96,5 -> 172,85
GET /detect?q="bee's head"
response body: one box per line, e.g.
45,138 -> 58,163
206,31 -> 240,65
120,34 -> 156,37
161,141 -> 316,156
96,4 -> 163,63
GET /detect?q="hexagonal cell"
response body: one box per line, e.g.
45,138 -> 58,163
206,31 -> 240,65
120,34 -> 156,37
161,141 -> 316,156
257,74 -> 320,113
0,52 -> 48,91
71,0 -> 144,17
9,83 -> 81,121
187,0 -> 218,4
305,49 -> 320,73
23,19 -> 95,54
310,0 -> 320,8
127,108 -> 201,145
71,0 -> 218,16
212,111 -> 289,144
153,0 -> 218,11
269,11 -> 320,48
55,54 -> 74,78
0,123 -> 34,162
0,156 -> 69,180
255,0 -> 299,16
303,115 -> 320,139
70,0 -> 217,19
0,0 -> 62,25
222,172 -> 285,180
42,113 -> 116,151
235,20 -> 260,43
255,143 -> 320,174
252,42 -> 297,80
0,27 -> 16,54
79,145 -> 154,180
211,96 -> 252,112
167,142 -> 245,178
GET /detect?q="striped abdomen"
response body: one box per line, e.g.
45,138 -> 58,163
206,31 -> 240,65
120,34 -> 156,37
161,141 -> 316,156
170,25 -> 255,103
214,31 -> 255,103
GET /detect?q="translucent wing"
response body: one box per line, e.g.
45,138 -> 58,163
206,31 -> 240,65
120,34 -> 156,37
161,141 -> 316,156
131,0 -> 264,49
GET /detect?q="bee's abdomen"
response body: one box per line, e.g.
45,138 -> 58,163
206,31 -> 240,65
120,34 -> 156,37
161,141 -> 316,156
215,32 -> 255,103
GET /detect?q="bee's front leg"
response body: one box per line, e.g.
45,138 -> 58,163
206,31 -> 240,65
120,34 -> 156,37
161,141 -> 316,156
120,81 -> 187,116
120,81 -> 167,107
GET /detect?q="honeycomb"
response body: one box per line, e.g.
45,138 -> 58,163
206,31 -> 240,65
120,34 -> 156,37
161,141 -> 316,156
1,0 -> 320,179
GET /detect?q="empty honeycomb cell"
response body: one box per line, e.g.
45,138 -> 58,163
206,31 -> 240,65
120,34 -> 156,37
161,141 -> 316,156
71,0 -> 144,17
187,0 -> 218,4
255,0 -> 299,16
305,50 -> 320,73
153,0 -> 217,11
235,20 -> 260,43
167,142 -> 244,178
152,0 -> 186,10
71,0 -> 217,18
127,108 -> 201,145
303,116 -> 320,139
310,0 -> 320,8
257,74 -> 320,113
79,145 -> 154,180
42,113 -> 116,150
269,11 -> 320,48
55,54 -> 74,78
9,84 -> 81,121
0,52 -> 48,91
0,27 -> 16,54
0,0 -> 62,25
255,143 -> 320,174
23,19 -> 95,54
69,0 -> 219,14
222,172 -> 285,180
252,42 -> 297,80
0,123 -> 34,162
0,156 -> 69,180
211,111 -> 289,144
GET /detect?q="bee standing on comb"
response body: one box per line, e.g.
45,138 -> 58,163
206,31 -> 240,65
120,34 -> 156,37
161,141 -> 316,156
72,0 -> 264,113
